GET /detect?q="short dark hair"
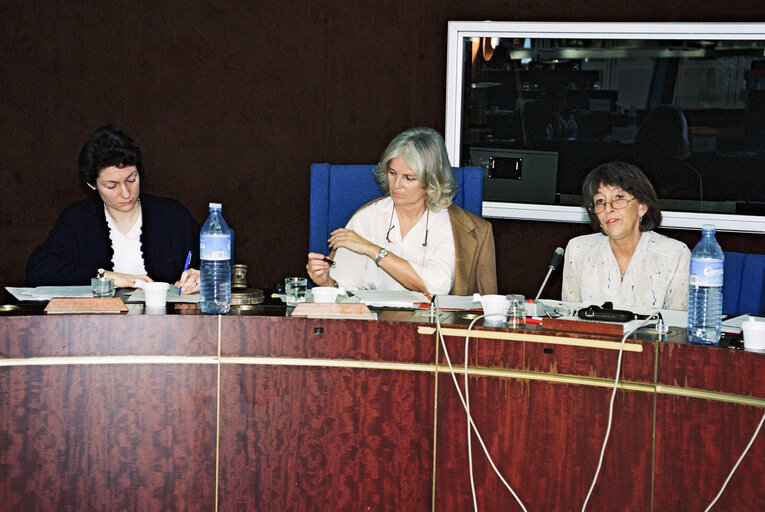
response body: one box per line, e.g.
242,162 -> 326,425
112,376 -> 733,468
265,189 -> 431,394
78,125 -> 143,185
581,162 -> 662,232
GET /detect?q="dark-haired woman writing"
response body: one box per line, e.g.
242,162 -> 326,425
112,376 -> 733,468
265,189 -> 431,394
562,162 -> 690,310
26,125 -> 201,293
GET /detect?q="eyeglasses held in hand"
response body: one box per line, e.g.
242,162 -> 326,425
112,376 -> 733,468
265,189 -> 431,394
589,197 -> 636,214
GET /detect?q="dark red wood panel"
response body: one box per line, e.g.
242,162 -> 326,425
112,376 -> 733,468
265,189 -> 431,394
437,328 -> 655,383
0,315 -> 218,358
434,375 -> 653,511
658,342 -> 765,397
0,363 -> 217,511
222,316 -> 436,364
654,395 -> 765,511
218,364 -> 435,511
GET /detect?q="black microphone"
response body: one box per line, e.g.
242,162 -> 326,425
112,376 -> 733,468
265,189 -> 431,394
534,247 -> 565,303
548,246 -> 564,271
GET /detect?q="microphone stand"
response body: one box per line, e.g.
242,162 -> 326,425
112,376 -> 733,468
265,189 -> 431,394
534,266 -> 555,303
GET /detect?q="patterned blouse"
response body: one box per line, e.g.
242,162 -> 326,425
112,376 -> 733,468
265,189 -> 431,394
562,231 -> 691,310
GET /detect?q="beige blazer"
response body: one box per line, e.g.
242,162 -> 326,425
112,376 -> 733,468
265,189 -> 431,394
447,204 -> 497,295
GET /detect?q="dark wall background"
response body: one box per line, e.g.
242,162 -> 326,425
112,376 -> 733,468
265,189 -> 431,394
2,1 -> 765,299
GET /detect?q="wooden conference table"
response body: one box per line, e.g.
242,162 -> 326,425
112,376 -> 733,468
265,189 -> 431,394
0,302 -> 762,511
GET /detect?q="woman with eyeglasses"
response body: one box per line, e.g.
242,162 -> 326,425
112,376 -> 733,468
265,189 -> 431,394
561,162 -> 690,309
306,127 -> 497,295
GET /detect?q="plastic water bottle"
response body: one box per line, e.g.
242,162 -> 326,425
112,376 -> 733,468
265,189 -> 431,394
200,203 -> 231,314
687,224 -> 724,344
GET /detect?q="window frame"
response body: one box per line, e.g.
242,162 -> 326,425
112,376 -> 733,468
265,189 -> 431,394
445,21 -> 765,233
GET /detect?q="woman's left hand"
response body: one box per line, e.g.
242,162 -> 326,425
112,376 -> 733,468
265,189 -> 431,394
328,228 -> 375,258
175,268 -> 200,294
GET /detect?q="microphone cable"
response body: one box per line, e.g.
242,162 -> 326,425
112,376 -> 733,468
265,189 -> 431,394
702,405 -> 764,511
581,311 -> 660,512
433,296 -> 528,512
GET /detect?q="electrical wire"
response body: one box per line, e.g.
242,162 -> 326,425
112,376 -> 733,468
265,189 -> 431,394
581,312 -> 660,511
703,408 -> 765,511
434,296 -> 528,512
465,313 -> 482,512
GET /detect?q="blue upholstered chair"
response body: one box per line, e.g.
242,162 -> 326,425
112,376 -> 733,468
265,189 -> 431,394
308,163 -> 484,254
722,251 -> 765,316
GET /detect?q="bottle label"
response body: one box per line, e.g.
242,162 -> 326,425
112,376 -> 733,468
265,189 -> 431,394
200,234 -> 231,260
690,259 -> 723,287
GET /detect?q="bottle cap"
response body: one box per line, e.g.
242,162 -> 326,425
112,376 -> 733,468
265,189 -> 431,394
209,202 -> 222,209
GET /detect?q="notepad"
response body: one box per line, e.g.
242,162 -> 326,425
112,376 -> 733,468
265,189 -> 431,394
290,302 -> 376,320
44,297 -> 128,314
351,290 -> 429,309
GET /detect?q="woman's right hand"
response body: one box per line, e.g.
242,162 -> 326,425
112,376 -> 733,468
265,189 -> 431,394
104,271 -> 153,289
306,252 -> 335,287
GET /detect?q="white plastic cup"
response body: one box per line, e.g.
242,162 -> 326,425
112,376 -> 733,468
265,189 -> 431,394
311,286 -> 345,303
473,293 -> 510,321
742,318 -> 765,352
143,282 -> 170,308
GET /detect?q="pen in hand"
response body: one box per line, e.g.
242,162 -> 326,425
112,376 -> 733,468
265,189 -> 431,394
179,250 -> 192,295
323,256 -> 336,267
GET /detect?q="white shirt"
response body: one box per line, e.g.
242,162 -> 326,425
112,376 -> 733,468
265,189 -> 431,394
329,196 -> 455,294
105,205 -> 147,276
562,231 -> 690,310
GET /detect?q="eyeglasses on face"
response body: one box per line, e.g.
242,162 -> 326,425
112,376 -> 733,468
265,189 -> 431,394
588,197 -> 636,214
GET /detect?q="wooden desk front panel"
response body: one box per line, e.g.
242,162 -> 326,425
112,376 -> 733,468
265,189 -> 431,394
434,374 -> 653,511
0,313 -> 762,511
0,315 -> 219,358
0,363 -> 218,511
658,341 -> 765,397
218,364 -> 435,510
435,327 -> 655,383
654,395 -> 765,512
221,316 -> 434,364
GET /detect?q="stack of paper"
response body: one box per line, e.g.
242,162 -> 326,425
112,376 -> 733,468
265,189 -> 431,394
6,286 -> 93,301
351,290 -> 429,309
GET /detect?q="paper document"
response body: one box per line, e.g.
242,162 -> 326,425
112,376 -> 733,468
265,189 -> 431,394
722,314 -> 760,334
127,286 -> 200,303
432,295 -> 482,311
6,286 -> 93,301
351,290 -> 429,308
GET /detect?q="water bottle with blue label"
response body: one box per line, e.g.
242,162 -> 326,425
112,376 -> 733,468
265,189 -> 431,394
199,203 -> 231,314
687,224 -> 724,344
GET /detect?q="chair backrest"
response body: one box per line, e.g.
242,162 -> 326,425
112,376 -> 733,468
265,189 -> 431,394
722,251 -> 765,316
309,163 -> 484,254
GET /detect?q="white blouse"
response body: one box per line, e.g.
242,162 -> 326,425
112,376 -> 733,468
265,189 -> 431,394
104,205 -> 147,276
329,196 -> 455,294
561,231 -> 690,310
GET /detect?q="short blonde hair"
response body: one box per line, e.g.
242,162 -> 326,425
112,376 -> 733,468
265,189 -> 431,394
374,127 -> 457,212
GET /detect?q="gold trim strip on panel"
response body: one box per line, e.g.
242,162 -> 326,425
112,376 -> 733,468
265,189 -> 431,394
220,356 -> 435,373
440,365 -> 656,393
656,384 -> 765,408
418,326 -> 643,352
2,354 -> 760,408
0,355 -> 219,366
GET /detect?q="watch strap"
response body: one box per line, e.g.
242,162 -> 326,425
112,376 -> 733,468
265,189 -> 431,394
374,248 -> 389,266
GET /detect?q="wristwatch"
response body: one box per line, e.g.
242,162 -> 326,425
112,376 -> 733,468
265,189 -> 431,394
374,248 -> 390,266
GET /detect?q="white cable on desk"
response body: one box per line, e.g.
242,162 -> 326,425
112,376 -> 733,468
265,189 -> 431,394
581,312 -> 659,512
703,408 -> 765,511
434,297 -> 528,512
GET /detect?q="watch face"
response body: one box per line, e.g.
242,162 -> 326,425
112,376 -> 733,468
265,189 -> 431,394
376,248 -> 389,265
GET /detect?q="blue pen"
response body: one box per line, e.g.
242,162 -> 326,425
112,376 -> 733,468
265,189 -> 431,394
179,250 -> 192,295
